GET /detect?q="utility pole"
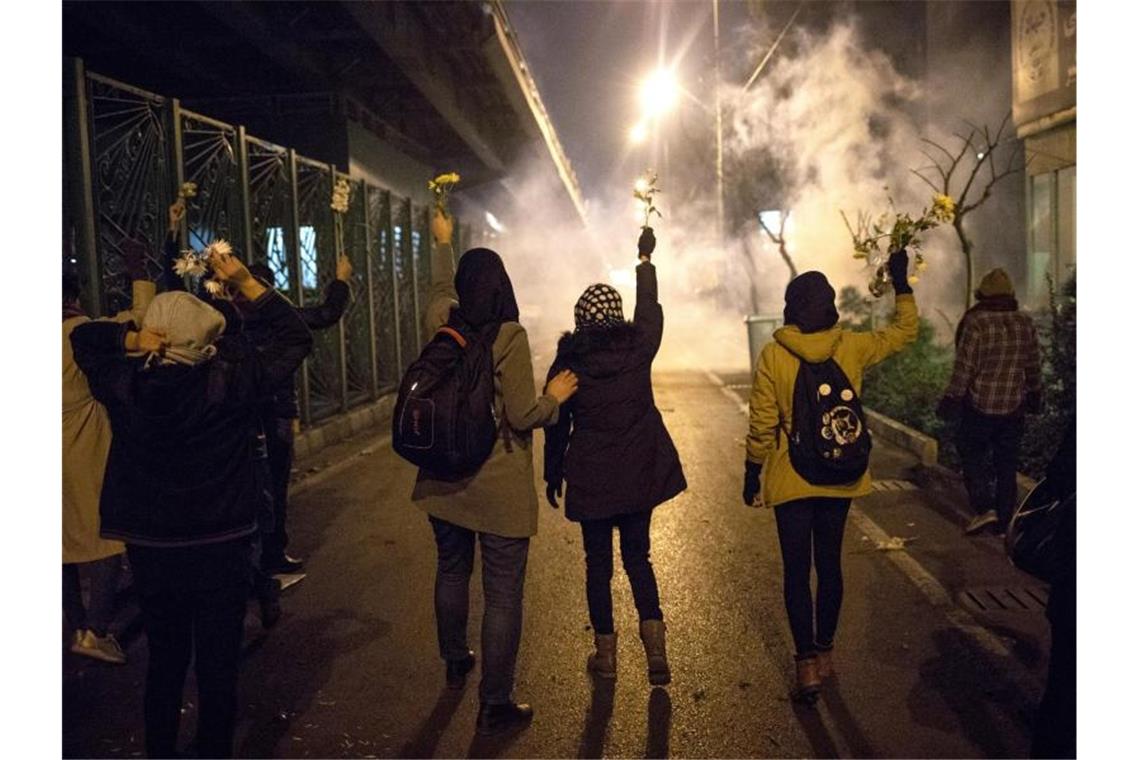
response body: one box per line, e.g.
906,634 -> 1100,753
713,0 -> 725,246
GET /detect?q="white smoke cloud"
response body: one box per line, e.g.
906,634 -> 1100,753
467,19 -> 971,375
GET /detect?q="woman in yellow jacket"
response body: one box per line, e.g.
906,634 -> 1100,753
743,249 -> 917,701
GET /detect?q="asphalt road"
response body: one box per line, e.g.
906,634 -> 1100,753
63,371 -> 1050,758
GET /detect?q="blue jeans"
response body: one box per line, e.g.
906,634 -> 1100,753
429,516 -> 529,705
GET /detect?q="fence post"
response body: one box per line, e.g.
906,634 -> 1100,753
64,57 -> 102,315
287,149 -> 311,427
364,185 -> 379,399
237,126 -> 254,264
170,99 -> 187,251
333,166 -> 348,414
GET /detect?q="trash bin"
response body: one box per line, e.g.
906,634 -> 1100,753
744,315 -> 781,372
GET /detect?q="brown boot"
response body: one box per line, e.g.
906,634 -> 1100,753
587,633 -> 617,679
816,648 -> 834,679
639,619 -> 671,686
795,656 -> 822,703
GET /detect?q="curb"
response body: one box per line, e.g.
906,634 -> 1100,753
293,394 -> 396,461
866,407 -> 1038,505
866,408 -> 938,466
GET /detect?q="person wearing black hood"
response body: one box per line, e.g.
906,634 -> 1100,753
70,247 -> 312,758
163,196 -> 353,576
743,250 -> 918,701
411,209 -> 579,737
543,226 -> 686,686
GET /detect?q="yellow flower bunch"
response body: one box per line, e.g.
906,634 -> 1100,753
841,192 -> 952,297
179,181 -> 198,199
428,172 -> 461,212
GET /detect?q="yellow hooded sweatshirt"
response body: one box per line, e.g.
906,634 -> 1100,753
746,294 -> 918,508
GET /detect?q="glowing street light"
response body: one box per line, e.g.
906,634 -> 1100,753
639,68 -> 679,118
629,121 -> 649,145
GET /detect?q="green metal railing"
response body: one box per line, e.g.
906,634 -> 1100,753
62,59 -> 462,429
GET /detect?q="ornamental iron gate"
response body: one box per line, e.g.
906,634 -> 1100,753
64,60 -> 466,429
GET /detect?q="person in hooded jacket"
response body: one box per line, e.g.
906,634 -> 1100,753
543,226 -> 686,685
412,209 -> 579,737
743,249 -> 918,701
164,196 -> 353,576
70,247 -> 312,758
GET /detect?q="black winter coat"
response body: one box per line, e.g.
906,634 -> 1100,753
70,289 -> 313,547
543,262 -> 686,522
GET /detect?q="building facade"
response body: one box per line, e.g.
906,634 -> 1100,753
1011,0 -> 1076,307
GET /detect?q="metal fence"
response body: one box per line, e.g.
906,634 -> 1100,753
63,59 -> 464,428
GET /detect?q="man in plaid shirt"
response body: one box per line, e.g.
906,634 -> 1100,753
938,268 -> 1042,535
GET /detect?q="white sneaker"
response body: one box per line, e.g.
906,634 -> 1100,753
964,509 -> 999,535
71,629 -> 127,664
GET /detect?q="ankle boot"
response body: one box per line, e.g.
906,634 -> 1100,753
639,619 -> 671,686
587,633 -> 617,679
795,656 -> 822,703
816,648 -> 834,679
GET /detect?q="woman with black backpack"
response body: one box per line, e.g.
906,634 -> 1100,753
543,227 -> 686,686
410,210 -> 578,738
743,249 -> 918,702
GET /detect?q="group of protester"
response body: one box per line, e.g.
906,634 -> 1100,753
63,191 -> 1070,755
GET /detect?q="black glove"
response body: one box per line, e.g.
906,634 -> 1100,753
742,461 -> 762,507
638,227 -> 656,260
936,395 -> 962,421
121,237 -> 150,282
545,481 -> 562,509
888,248 -> 912,295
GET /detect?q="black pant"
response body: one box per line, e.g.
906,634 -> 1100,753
773,497 -> 851,658
580,510 -> 663,635
62,554 -> 122,636
957,406 -> 1025,529
429,516 -> 529,705
261,417 -> 295,566
128,539 -> 252,759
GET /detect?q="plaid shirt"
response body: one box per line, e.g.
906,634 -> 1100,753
946,307 -> 1042,415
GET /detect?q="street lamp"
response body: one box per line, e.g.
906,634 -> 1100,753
639,68 -> 679,118
629,121 -> 649,145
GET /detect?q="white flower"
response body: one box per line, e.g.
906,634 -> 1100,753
173,251 -> 207,278
203,279 -> 224,297
203,239 -> 233,259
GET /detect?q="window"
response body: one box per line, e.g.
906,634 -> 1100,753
1026,165 -> 1076,308
264,225 -> 318,291
265,227 -> 291,291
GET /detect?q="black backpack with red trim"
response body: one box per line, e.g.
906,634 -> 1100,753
392,320 -> 498,478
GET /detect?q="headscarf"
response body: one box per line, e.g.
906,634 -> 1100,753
454,248 -> 519,334
783,271 -> 839,334
140,291 -> 226,367
574,283 -> 625,330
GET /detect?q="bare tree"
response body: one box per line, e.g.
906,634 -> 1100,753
911,112 -> 1028,309
757,210 -> 797,278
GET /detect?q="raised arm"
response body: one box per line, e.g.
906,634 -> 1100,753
71,320 -> 166,408
298,256 -> 352,330
423,209 -> 459,338
210,247 -> 313,395
846,250 -> 919,367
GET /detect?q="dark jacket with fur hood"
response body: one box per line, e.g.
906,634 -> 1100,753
544,261 -> 686,521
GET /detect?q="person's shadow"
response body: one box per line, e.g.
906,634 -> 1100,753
576,677 -> 616,758
644,687 -> 672,759
400,687 -> 466,758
